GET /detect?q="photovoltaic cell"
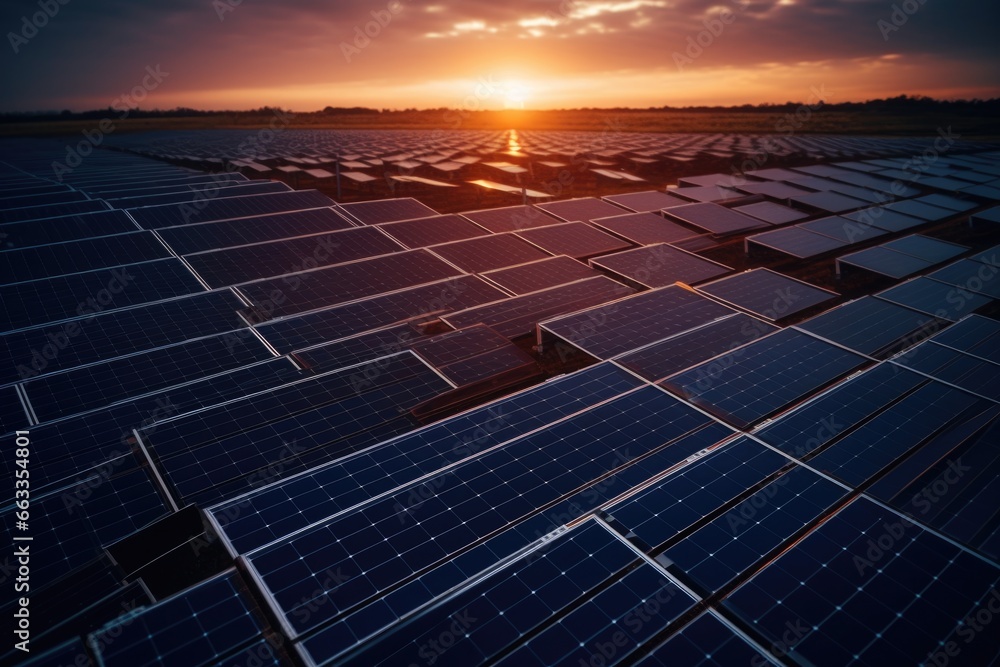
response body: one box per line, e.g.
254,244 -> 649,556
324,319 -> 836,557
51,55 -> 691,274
927,314 -> 1000,361
635,613 -> 773,666
796,297 -> 946,358
839,207 -> 925,233
837,246 -> 935,279
459,205 -> 564,232
208,362 -> 643,554
892,340 -> 1000,402
660,328 -> 869,429
788,191 -> 868,213
591,243 -> 732,288
22,331 -> 274,422
0,386 -> 27,432
881,235 -> 969,263
602,190 -> 690,212
104,180 -> 290,208
616,313 -> 778,381
237,249 -> 463,319
798,215 -> 889,243
248,387 -> 717,637
428,233 -> 552,272
443,276 -> 635,339
339,198 -> 439,225
0,231 -> 170,285
590,211 -> 697,245
481,256 -> 599,295
882,199 -> 955,222
724,498 -> 1000,666
696,269 -> 838,321
926,259 -> 1000,298
377,214 -> 490,248
534,197 -> 628,222
0,199 -> 108,224
746,226 -> 848,259
0,259 -> 206,333
436,344 -> 538,386
0,209 -> 138,250
90,571 -> 267,667
916,194 -> 978,212
732,201 -> 809,225
292,323 -> 422,372
876,277 -> 995,321
254,275 -> 507,352
128,190 -> 335,228
540,286 -> 737,360
156,207 -> 356,255
0,289 -> 247,385
514,221 -> 632,259
663,203 -> 769,235
185,227 -> 404,288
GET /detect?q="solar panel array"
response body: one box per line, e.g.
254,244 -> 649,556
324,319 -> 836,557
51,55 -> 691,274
5,136 -> 1000,667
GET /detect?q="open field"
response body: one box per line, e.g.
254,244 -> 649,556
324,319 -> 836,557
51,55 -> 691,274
4,108 -> 1000,139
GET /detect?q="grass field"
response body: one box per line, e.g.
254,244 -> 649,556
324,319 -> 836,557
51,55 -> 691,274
3,108 -> 999,139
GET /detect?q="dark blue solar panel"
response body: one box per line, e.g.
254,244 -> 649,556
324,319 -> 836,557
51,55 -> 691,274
926,259 -> 1000,299
378,214 -> 491,248
185,226 -> 403,288
237,249 -> 462,319
893,340 -> 1000,402
798,214 -> 889,243
90,571 -> 267,667
591,243 -> 732,288
661,329 -> 869,429
881,235 -> 968,264
482,256 -> 600,295
590,211 -> 698,245
104,180 -> 289,208
796,296 -> 948,357
535,197 -> 628,222
156,207 -> 356,255
254,276 -> 507,353
0,259 -> 206,332
19,637 -> 90,667
837,246 -> 935,279
746,226 -> 849,259
0,290 -> 247,385
339,198 -> 438,225
724,498 -> 1000,666
429,233 -> 552,272
293,323 -> 422,372
460,204 -> 563,232
928,314 -> 1000,361
210,362 -> 643,555
0,209 -> 138,250
514,221 -> 632,259
540,285 -> 737,360
128,190 -> 335,228
22,331 -> 274,422
0,385 -> 27,433
696,269 -> 838,322
840,206 -> 925,233
876,277 -> 995,322
0,199 -> 108,224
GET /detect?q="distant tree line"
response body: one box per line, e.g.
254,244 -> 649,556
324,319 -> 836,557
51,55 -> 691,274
2,95 -> 999,123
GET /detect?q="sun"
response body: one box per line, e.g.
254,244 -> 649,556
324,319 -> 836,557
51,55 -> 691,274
502,81 -> 530,109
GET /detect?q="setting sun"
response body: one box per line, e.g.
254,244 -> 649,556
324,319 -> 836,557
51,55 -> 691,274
502,81 -> 530,109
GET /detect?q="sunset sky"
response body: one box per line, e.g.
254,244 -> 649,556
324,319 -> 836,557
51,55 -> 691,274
3,0 -> 998,111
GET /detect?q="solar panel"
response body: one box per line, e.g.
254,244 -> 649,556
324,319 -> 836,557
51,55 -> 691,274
971,243 -> 1000,266
408,324 -> 509,367
891,340 -> 1000,402
591,243 -> 732,288
19,637 -> 90,667
89,571 -> 268,667
144,352 -> 450,505
840,206 -> 926,233
876,277 -> 995,321
616,313 -> 778,381
836,246 -> 936,279
824,182 -> 888,204
104,181 -> 290,208
254,275 -> 507,352
156,207 -> 355,255
798,215 -> 889,243
733,181 -> 814,199
540,285 -> 737,360
481,256 -> 599,294
695,269 -> 838,321
660,328 -> 869,429
237,249 -> 463,320
534,197 -> 628,222
443,276 -> 635,339
185,227 -> 404,288
377,214 -> 490,248
882,199 -> 955,222
723,498 -> 1000,666
972,206 -> 1000,224
0,209 -> 138,250
433,344 -> 537,386
926,260 -> 1000,299
634,612 -> 773,666
0,199 -> 108,225
796,296 -> 947,358
128,190 -> 336,228
881,235 -> 969,263
0,385 -> 27,432
338,198 -> 439,224
788,190 -> 869,213
428,233 -> 552,272
662,203 -> 768,235
0,231 -> 171,285
209,362 -> 643,554
927,314 -> 1000,360
292,323 -> 421,372
459,205 -> 564,232
247,386 -> 720,638
22,331 -> 275,422
0,289 -> 246,385
601,190 -> 690,212
670,185 -> 743,203
916,193 -> 979,212
589,211 -> 697,245
732,201 -> 809,225
746,226 -> 849,259
513,221 -> 632,259
0,259 -> 206,333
